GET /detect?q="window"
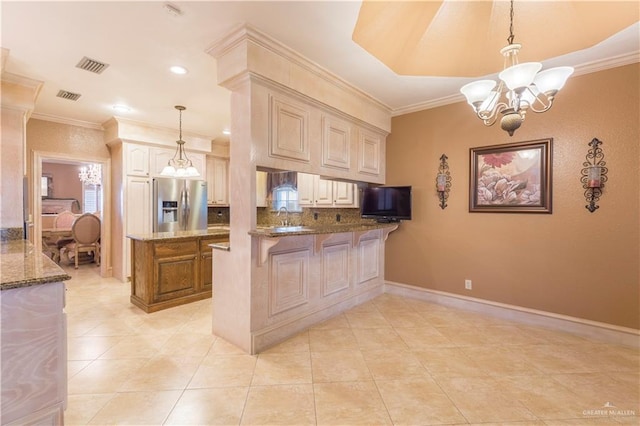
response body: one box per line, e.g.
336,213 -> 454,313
83,184 -> 102,213
272,185 -> 301,212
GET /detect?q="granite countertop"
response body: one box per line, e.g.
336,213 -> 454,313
248,222 -> 399,237
0,240 -> 71,290
209,241 -> 231,251
127,227 -> 230,242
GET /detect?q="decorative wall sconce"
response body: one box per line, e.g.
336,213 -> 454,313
436,154 -> 451,209
580,138 -> 608,213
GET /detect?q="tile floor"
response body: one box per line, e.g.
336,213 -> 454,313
63,263 -> 639,425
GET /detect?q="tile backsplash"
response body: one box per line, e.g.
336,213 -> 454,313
207,207 -> 230,225
257,207 -> 374,227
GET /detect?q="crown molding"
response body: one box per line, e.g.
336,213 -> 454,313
30,112 -> 104,130
391,51 -> 640,117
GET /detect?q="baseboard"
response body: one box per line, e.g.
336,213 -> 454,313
384,280 -> 640,348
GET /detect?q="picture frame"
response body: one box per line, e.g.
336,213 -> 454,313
469,138 -> 552,213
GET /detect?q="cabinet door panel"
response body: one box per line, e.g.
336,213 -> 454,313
269,94 -> 310,162
126,176 -> 151,277
357,129 -> 381,177
297,173 -> 315,207
126,145 -> 149,176
314,177 -> 334,206
154,255 -> 198,302
333,181 -> 356,206
321,115 -> 350,170
150,147 -> 174,177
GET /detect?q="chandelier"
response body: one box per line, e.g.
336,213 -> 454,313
78,164 -> 102,186
160,105 -> 200,177
460,0 -> 574,136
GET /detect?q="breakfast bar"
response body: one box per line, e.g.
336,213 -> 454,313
213,222 -> 398,354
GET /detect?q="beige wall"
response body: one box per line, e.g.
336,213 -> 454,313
385,64 -> 639,329
42,162 -> 83,202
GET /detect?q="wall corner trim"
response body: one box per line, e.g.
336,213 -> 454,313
384,280 -> 639,348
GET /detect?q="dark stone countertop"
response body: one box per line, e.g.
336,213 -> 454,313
0,240 -> 71,290
248,222 -> 399,237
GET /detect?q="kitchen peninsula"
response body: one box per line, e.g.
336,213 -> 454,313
1,240 -> 70,425
214,222 -> 398,353
127,227 -> 228,313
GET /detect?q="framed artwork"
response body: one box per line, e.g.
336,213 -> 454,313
469,138 -> 552,213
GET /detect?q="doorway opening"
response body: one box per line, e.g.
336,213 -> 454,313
32,151 -> 112,278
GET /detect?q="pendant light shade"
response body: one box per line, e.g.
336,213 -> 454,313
160,105 -> 200,177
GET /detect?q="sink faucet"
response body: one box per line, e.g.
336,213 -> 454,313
277,206 -> 290,226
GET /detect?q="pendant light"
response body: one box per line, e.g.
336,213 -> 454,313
460,0 -> 574,136
160,105 -> 200,177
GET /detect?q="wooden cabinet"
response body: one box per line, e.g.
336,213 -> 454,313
297,173 -> 358,208
125,176 -> 151,277
126,144 -> 150,176
130,233 -> 228,312
256,171 -> 268,207
357,128 -> 383,179
206,156 -> 229,205
149,147 -> 174,176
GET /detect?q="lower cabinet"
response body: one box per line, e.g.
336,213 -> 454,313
130,234 -> 227,312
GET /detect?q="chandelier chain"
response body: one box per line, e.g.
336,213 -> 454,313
507,0 -> 515,45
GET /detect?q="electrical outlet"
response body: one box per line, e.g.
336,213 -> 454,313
465,279 -> 472,290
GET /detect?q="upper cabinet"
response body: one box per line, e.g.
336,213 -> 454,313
126,144 -> 150,176
298,173 -> 358,208
256,171 -> 268,208
206,156 -> 229,206
257,87 -> 386,184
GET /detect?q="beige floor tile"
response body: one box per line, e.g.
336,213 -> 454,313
262,331 -> 310,353
496,375 -> 589,419
394,326 -> 456,349
98,334 -> 172,359
81,317 -> 144,336
511,345 -> 599,374
241,384 -> 316,425
67,335 -> 123,360
164,387 -> 248,425
345,310 -> 392,328
209,336 -> 249,355
119,355 -> 202,391
414,347 -> 488,378
435,325 -> 506,346
552,372 -> 640,412
375,377 -> 467,425
65,393 -> 114,425
179,314 -> 216,334
461,345 -> 544,376
437,376 -> 538,423
67,358 -> 149,394
88,390 -> 182,425
344,300 -> 379,314
311,350 -> 372,383
361,349 -> 428,380
310,313 -> 351,330
188,354 -> 257,388
157,332 -> 216,357
381,310 -> 427,328
314,381 -> 392,425
309,328 -> 359,352
544,418 -> 631,425
68,360 -> 91,379
251,352 -> 312,385
372,294 -> 414,313
351,327 -> 408,350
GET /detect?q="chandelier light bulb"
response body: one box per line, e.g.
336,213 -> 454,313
160,105 -> 200,177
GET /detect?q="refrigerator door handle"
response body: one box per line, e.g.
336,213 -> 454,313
181,187 -> 191,230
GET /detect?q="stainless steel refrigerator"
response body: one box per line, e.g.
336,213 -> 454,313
153,178 -> 207,232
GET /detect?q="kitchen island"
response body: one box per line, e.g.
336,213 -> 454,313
213,221 -> 398,354
1,240 -> 71,425
127,227 -> 229,313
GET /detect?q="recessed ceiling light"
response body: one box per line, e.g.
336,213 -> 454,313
170,65 -> 188,75
222,129 -> 231,135
113,104 -> 131,113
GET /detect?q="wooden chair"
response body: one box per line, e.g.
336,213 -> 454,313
61,213 -> 101,269
53,210 -> 76,228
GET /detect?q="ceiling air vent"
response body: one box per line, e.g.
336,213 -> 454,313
76,56 -> 109,74
56,90 -> 81,101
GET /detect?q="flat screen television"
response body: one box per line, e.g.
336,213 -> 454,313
361,186 -> 412,222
